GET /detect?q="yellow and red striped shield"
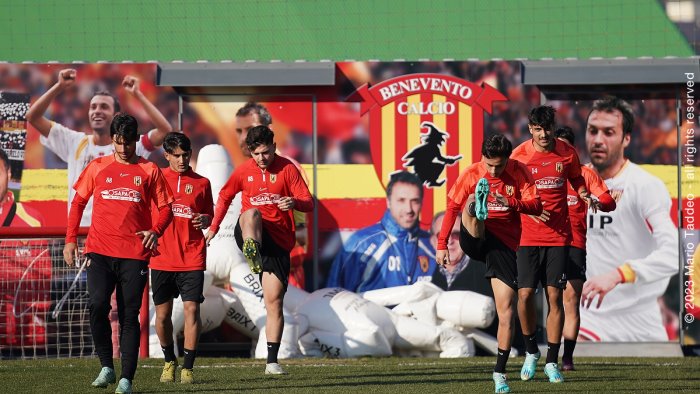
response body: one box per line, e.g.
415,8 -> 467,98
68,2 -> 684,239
355,73 -> 507,228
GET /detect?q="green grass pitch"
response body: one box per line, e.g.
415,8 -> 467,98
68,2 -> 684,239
1,357 -> 699,393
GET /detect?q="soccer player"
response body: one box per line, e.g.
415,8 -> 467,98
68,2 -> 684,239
150,132 -> 214,384
580,97 -> 678,341
510,105 -> 592,383
234,102 -> 309,287
26,68 -> 172,226
205,125 -> 314,375
554,126 -> 616,370
436,133 -> 542,393
63,113 -> 174,394
327,170 -> 437,292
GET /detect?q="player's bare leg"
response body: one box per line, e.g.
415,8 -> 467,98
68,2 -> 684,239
562,279 -> 583,370
155,301 -> 178,383
491,279 -> 516,393
180,301 -> 201,384
517,286 -> 540,381
240,209 -> 264,273
239,208 -> 263,241
263,272 -> 287,375
544,286 -> 565,383
461,193 -> 485,239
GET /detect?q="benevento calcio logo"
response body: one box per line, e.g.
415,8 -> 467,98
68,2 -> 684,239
353,73 -> 507,221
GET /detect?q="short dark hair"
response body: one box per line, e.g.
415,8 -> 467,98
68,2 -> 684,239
387,171 -> 423,201
555,126 -> 575,145
110,113 -> 139,143
93,91 -> 121,113
482,133 -> 513,159
245,125 -> 275,151
528,105 -> 556,131
588,96 -> 635,135
0,148 -> 8,170
163,132 -> 191,154
236,102 -> 272,126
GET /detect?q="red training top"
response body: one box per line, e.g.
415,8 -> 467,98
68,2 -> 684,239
510,139 -> 586,246
66,155 -> 174,260
439,159 -> 542,252
151,167 -> 214,271
210,155 -> 314,252
567,165 -> 616,250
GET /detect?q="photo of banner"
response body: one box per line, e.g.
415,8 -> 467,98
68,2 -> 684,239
0,92 -> 30,200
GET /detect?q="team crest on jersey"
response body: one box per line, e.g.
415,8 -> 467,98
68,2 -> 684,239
505,185 -> 514,196
106,177 -> 112,184
247,176 -> 253,182
352,72 -> 508,221
133,176 -> 142,186
555,162 -> 563,173
185,184 -> 193,194
270,174 -> 277,183
418,256 -> 430,273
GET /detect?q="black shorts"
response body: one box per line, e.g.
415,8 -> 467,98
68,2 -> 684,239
151,269 -> 205,305
459,223 -> 518,290
566,246 -> 587,281
234,219 -> 290,292
516,245 -> 568,289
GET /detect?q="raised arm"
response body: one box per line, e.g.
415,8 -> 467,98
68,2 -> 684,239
122,75 -> 172,147
27,69 -> 76,137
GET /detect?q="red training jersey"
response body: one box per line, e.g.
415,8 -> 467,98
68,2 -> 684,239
567,165 -> 614,250
150,167 -> 214,271
210,155 -> 314,252
439,159 -> 542,252
510,139 -> 584,246
67,155 -> 174,260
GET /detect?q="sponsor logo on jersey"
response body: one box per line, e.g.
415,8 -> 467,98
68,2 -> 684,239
101,187 -> 142,202
487,200 -> 509,211
505,185 -> 514,196
247,176 -> 253,182
133,176 -> 142,186
172,203 -> 194,218
567,194 -> 579,206
556,162 -> 563,173
249,193 -> 281,206
185,184 -> 193,194
534,176 -> 565,189
419,255 -> 429,272
270,174 -> 277,183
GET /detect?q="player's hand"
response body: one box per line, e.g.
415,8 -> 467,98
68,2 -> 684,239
585,196 -> 601,214
490,191 -> 509,208
136,230 -> 159,250
192,213 -> 211,230
122,75 -> 141,95
57,69 -> 77,89
581,270 -> 622,309
204,230 -> 216,246
528,210 -> 550,223
436,249 -> 450,267
63,242 -> 79,266
277,196 -> 295,211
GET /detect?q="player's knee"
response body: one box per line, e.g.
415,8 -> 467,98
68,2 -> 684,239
497,305 -> 514,323
88,297 -> 112,316
183,302 -> 200,319
518,288 -> 535,300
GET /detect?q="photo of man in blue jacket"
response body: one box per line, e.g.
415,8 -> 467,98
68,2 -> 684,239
327,171 -> 437,292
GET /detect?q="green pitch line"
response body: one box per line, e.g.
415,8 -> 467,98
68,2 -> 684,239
1,357 -> 699,393
0,0 -> 692,62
